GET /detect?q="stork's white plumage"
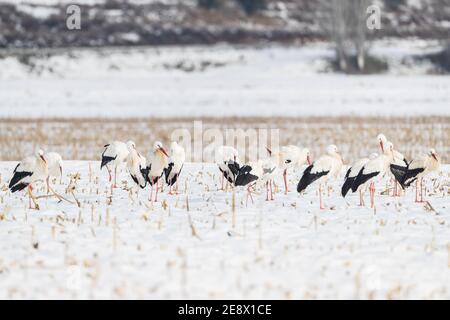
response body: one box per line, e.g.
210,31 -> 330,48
164,141 -> 186,194
45,152 -> 63,193
101,140 -> 130,188
126,141 -> 147,189
390,148 -> 441,202
215,145 -> 239,190
341,153 -> 378,206
267,145 -> 311,194
297,145 -> 343,209
9,149 -> 48,209
351,142 -> 395,208
145,141 -> 169,202
377,133 -> 408,196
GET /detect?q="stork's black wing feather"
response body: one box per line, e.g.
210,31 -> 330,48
390,164 -> 408,189
403,167 -> 425,187
164,162 -> 174,185
141,165 -> 150,183
235,165 -> 258,187
10,182 -> 29,193
130,174 -> 139,186
341,176 -> 355,198
344,167 -> 351,179
169,164 -> 183,187
403,157 -> 409,166
297,165 -> 329,193
100,146 -> 116,170
351,168 -> 379,193
9,170 -> 32,189
221,160 -> 239,184
145,163 -> 162,186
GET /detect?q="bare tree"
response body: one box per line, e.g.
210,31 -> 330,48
320,0 -> 370,72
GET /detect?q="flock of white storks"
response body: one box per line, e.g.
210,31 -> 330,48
7,133 -> 441,210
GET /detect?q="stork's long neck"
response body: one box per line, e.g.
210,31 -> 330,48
38,156 -> 48,173
130,149 -> 139,166
428,154 -> 440,171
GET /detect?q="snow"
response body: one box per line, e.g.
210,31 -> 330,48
0,43 -> 449,118
0,161 -> 449,299
16,4 -> 60,19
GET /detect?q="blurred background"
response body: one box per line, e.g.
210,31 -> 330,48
0,0 -> 449,161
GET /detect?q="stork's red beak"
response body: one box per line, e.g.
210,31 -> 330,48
307,155 -> 312,165
159,147 -> 169,157
432,153 -> 438,161
379,141 -> 384,153
40,155 -> 47,164
265,147 -> 272,156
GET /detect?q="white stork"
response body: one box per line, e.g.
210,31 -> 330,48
164,141 -> 186,194
350,142 -> 395,208
101,141 -> 130,188
145,141 -> 169,202
45,152 -> 63,193
9,149 -> 48,209
377,133 -> 408,196
260,157 -> 278,201
267,145 -> 311,194
215,145 -> 239,191
297,145 -> 343,209
390,148 -> 441,202
224,159 -> 261,205
341,153 -> 378,206
126,141 -> 147,190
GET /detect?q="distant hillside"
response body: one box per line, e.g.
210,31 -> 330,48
0,0 -> 449,49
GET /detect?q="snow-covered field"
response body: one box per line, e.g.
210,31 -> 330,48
1,42 -> 449,118
0,161 -> 449,299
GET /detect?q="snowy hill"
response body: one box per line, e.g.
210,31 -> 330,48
0,0 -> 449,49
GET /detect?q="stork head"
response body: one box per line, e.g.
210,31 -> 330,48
126,140 -> 136,150
326,144 -> 339,155
429,148 -> 438,161
36,149 -> 47,164
154,141 -> 169,157
377,134 -> 387,153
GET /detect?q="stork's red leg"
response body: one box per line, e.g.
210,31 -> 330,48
248,185 -> 254,205
107,165 -> 112,182
270,180 -> 274,201
113,166 -> 118,188
283,169 -> 288,194
318,184 -> 325,209
370,182 -> 376,208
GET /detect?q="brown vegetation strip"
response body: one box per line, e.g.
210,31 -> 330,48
0,116 -> 448,163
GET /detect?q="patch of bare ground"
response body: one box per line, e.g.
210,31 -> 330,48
0,116 -> 448,162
